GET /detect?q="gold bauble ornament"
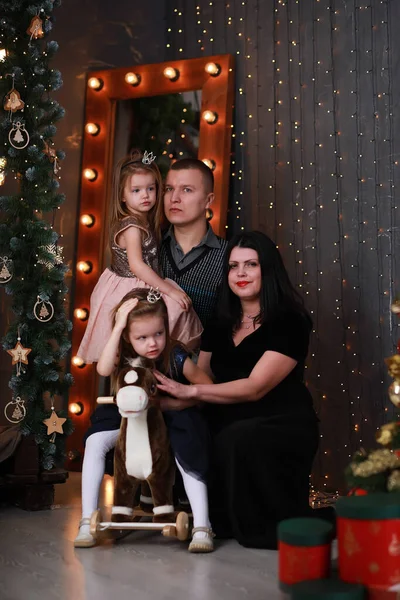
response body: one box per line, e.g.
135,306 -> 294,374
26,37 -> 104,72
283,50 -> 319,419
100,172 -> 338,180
376,423 -> 396,446
391,299 -> 400,315
387,469 -> 400,492
388,381 -> 400,408
385,354 -> 400,380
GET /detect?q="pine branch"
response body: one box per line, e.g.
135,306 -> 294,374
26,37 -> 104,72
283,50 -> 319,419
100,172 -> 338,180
0,0 -> 73,470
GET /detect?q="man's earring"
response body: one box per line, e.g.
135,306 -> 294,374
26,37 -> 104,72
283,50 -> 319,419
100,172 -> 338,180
206,208 -> 213,221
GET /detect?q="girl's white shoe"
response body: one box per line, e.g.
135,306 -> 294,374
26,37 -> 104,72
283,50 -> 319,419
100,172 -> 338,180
188,526 -> 215,553
74,518 -> 96,548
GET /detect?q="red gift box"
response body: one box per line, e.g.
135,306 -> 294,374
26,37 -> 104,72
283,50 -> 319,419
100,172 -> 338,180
278,517 -> 334,590
336,493 -> 400,595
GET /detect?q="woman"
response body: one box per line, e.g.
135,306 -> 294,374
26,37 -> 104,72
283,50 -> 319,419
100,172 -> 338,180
155,231 -> 319,550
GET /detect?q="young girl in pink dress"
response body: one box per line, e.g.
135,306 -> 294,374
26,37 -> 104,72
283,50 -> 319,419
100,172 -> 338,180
77,150 -> 202,363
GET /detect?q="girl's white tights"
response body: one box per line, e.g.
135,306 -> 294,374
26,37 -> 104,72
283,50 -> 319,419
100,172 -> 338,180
78,430 -> 211,541
175,458 -> 211,540
80,430 -> 119,534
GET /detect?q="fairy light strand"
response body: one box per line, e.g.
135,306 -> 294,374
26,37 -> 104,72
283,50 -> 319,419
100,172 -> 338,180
164,0 -> 397,494
311,0 -> 324,484
353,0 -> 363,454
297,0 -> 306,294
385,0 -> 397,365
286,1 -> 298,274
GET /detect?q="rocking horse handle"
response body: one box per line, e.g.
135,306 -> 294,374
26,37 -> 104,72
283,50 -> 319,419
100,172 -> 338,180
97,396 -> 115,404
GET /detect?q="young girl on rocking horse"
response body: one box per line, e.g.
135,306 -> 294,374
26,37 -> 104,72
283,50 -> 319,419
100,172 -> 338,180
74,289 -> 214,553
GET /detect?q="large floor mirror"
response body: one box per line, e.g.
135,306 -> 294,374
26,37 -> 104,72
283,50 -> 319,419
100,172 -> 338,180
67,56 -> 234,465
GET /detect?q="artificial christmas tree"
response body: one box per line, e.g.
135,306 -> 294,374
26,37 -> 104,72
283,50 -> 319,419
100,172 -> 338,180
345,302 -> 400,495
0,0 -> 73,478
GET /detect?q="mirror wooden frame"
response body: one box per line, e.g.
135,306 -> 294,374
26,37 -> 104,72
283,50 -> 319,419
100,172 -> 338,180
67,55 -> 234,467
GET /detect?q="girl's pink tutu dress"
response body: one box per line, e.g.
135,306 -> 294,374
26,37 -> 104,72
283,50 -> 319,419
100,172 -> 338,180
77,216 -> 203,363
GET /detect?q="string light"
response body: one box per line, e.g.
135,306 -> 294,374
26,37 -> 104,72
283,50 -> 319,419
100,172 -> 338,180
69,402 -> 84,415
85,123 -> 100,136
125,72 -> 141,86
72,357 -> 85,368
77,261 -> 92,274
83,168 -> 97,181
205,61 -> 221,76
80,214 -> 95,227
202,110 -> 218,124
74,308 -> 89,321
68,0 -> 397,494
163,66 -> 180,81
202,158 -> 216,170
87,77 -> 103,91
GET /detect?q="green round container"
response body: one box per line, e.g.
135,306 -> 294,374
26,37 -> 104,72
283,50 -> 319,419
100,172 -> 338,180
289,579 -> 366,600
278,517 -> 334,546
336,492 -> 400,520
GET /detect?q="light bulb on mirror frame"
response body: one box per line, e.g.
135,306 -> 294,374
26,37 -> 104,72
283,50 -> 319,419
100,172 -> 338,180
202,110 -> 218,125
72,356 -> 86,368
69,401 -> 84,415
163,66 -> 180,81
80,213 -> 95,227
205,62 -> 221,77
85,122 -> 100,136
74,307 -> 89,321
202,158 -> 216,171
88,77 -> 103,91
125,72 -> 141,86
83,168 -> 98,181
77,260 -> 93,274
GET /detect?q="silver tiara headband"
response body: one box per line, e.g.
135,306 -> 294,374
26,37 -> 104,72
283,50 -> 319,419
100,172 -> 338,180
147,287 -> 162,304
142,150 -> 156,165
122,151 -> 157,170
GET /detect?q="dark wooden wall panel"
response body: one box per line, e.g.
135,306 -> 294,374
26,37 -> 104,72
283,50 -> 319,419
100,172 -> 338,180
166,0 -> 400,491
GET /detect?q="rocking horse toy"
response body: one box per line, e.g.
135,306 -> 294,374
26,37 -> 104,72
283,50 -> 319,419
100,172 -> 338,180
89,359 -> 190,544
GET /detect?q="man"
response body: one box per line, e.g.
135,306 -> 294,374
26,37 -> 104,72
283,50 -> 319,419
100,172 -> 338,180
160,158 -> 227,327
160,159 -> 227,511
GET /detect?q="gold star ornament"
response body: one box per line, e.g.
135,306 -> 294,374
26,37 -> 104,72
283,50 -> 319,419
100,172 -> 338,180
43,411 -> 66,436
7,341 -> 31,365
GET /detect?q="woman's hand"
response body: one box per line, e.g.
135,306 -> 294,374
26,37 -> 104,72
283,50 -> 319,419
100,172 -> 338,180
114,298 -> 138,330
154,370 -> 196,399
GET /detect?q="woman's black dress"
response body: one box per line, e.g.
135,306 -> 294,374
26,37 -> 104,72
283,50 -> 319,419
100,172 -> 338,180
202,310 -> 319,549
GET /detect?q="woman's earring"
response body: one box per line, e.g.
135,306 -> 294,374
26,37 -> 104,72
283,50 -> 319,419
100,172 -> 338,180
206,208 -> 213,221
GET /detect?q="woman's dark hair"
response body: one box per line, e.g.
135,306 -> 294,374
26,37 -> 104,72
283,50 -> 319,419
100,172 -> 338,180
217,231 -> 312,331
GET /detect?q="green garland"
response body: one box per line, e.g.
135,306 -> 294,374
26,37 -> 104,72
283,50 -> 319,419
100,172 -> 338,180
0,0 -> 73,470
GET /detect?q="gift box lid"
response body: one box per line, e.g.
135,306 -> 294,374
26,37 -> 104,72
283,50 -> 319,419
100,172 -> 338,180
336,492 -> 400,520
278,517 -> 334,546
289,579 -> 366,599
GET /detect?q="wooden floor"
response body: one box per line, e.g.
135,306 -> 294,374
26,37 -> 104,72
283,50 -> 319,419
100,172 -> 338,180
0,473 -> 287,600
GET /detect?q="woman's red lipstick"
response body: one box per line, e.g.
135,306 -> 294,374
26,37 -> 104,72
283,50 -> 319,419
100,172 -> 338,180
236,281 -> 250,287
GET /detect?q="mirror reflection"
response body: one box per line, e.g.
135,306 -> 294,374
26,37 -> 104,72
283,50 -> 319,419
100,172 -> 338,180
98,91 -> 203,397
114,90 -> 202,176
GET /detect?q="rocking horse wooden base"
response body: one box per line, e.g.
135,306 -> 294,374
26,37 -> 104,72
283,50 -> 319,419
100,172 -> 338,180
89,508 -> 190,544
